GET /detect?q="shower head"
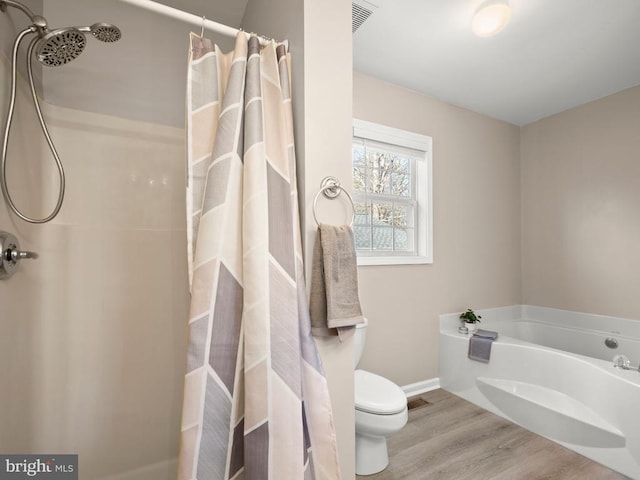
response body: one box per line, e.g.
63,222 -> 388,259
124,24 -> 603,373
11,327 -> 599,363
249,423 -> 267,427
35,23 -> 121,67
2,0 -> 121,67
86,23 -> 122,43
36,28 -> 87,67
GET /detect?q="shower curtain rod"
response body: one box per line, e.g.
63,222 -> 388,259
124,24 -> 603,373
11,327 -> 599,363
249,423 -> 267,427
118,0 -> 287,49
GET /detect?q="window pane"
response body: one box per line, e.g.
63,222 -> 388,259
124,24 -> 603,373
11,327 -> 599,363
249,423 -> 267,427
393,204 -> 413,253
391,173 -> 411,197
354,225 -> 371,249
393,203 -> 413,229
390,156 -> 410,174
363,146 -> 413,196
353,201 -> 371,249
366,149 -> 397,194
368,168 -> 389,194
371,202 -> 394,227
353,201 -> 370,226
365,147 -> 387,171
394,227 -> 414,252
372,226 -> 393,250
353,144 -> 365,166
352,144 -> 366,192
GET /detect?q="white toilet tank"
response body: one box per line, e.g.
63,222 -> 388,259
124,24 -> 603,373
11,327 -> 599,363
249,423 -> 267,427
355,318 -> 368,367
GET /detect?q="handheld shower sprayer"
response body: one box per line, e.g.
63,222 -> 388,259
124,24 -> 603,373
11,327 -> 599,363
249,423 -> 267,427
0,0 -> 121,223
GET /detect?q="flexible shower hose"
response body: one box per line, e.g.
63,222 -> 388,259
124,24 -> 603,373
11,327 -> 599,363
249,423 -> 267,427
1,26 -> 66,223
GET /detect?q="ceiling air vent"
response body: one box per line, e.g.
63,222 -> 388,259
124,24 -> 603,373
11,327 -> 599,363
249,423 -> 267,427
352,0 -> 378,33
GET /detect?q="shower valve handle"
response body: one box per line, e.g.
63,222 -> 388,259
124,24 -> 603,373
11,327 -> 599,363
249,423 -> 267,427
8,247 -> 38,261
0,231 -> 37,280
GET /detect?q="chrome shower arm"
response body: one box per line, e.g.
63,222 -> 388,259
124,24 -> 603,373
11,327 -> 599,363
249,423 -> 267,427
0,0 -> 36,19
0,0 -> 47,29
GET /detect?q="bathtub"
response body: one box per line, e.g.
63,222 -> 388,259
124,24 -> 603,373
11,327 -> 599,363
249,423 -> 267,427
439,305 -> 640,479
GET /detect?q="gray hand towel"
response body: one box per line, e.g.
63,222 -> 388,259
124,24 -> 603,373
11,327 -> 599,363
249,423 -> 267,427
468,330 -> 499,363
474,329 -> 499,340
310,224 -> 364,340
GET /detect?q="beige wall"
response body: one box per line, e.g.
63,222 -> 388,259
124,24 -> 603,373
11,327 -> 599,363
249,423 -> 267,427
0,44 -> 189,479
302,1 -> 355,478
521,84 -> 640,320
353,72 -> 522,386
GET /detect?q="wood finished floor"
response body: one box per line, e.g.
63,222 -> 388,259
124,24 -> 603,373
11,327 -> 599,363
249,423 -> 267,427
357,389 -> 631,480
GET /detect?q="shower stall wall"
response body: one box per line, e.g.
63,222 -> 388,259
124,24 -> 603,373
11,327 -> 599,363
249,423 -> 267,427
0,40 -> 190,480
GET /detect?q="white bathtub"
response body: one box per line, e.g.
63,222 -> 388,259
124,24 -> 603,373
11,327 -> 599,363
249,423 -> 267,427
439,305 -> 640,479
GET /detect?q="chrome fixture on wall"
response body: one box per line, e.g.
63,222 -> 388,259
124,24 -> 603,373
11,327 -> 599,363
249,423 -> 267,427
605,337 -> 619,349
613,354 -> 640,372
0,0 -> 121,223
312,176 -> 356,227
0,231 -> 37,279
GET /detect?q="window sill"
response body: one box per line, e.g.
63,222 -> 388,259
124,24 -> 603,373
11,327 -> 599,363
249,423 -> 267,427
356,255 -> 432,266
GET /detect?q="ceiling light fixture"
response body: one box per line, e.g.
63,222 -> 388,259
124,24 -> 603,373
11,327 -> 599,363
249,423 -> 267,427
471,0 -> 511,37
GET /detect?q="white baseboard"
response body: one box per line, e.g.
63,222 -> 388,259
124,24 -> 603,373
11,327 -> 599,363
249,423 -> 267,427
401,377 -> 440,398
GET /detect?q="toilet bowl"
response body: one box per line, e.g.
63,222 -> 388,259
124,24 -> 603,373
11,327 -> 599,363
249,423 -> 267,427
354,320 -> 408,475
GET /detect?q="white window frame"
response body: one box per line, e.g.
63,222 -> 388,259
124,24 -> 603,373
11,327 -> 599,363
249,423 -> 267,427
352,119 -> 433,266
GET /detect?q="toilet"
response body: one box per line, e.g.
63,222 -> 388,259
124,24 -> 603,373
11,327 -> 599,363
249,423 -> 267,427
354,319 -> 408,475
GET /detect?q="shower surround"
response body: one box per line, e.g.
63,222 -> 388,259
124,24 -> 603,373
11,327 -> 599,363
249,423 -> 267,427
0,49 -> 189,479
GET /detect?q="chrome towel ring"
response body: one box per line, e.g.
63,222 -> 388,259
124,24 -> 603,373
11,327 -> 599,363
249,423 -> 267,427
312,176 -> 355,227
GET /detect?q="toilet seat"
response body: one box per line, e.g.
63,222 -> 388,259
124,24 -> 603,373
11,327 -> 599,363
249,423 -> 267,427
355,369 -> 407,415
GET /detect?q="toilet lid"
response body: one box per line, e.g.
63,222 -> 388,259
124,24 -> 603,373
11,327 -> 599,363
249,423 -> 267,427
355,370 -> 407,415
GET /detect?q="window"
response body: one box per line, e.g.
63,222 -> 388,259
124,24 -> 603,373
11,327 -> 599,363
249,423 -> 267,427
352,119 -> 432,266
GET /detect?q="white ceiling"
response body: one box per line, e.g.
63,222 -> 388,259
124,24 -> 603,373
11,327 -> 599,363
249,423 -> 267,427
4,0 -> 639,128
353,0 -> 640,125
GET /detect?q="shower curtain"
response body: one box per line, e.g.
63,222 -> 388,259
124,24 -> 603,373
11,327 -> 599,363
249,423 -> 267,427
178,33 -> 341,480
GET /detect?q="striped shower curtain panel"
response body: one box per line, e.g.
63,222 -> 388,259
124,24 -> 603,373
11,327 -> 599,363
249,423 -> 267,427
178,33 -> 341,480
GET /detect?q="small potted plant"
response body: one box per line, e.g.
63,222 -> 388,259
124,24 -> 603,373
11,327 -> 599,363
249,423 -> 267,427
459,308 -> 482,333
